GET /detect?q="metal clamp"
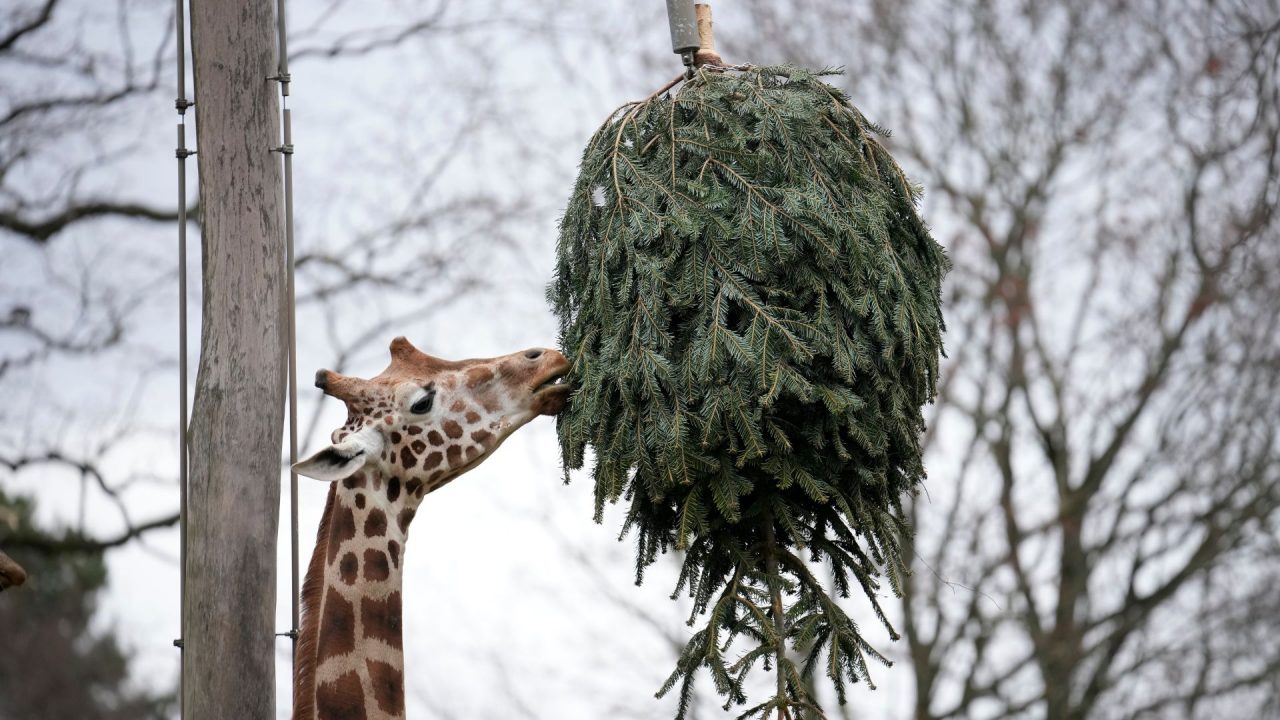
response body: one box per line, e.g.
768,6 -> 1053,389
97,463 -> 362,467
666,0 -> 700,58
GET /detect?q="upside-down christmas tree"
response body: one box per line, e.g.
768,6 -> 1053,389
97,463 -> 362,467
550,63 -> 948,718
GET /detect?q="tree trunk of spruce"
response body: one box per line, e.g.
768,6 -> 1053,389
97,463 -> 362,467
184,1 -> 286,717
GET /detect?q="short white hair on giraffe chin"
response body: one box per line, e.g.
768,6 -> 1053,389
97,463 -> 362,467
293,424 -> 383,482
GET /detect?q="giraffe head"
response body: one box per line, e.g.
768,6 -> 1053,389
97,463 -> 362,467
293,336 -> 570,504
292,337 -> 570,720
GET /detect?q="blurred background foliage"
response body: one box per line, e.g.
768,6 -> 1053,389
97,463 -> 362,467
0,490 -> 172,719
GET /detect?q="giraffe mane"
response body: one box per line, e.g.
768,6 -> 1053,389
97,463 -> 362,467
293,482 -> 336,720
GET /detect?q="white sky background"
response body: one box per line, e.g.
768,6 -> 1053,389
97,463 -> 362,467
2,1 -> 916,718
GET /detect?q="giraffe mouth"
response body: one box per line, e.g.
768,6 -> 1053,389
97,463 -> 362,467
531,362 -> 571,395
530,360 -> 571,415
533,374 -> 568,394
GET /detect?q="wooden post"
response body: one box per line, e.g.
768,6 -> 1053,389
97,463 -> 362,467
694,3 -> 723,67
185,0 -> 287,716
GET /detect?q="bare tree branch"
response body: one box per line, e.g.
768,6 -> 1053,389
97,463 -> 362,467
0,0 -> 58,52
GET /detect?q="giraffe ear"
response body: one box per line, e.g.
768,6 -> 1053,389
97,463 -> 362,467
293,446 -> 367,482
293,426 -> 383,482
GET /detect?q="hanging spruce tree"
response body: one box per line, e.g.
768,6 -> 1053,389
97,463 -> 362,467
550,63 -> 947,718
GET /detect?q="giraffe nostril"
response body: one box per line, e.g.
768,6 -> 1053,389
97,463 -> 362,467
524,349 -> 543,360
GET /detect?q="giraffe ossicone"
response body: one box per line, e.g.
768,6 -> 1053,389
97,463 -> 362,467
292,336 -> 569,720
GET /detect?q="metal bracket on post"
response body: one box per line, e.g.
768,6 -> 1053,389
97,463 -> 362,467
267,73 -> 291,95
665,0 -> 700,76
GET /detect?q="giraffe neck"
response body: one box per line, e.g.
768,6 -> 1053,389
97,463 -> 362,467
296,473 -> 414,720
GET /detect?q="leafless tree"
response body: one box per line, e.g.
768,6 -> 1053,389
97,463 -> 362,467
528,1 -> 1280,718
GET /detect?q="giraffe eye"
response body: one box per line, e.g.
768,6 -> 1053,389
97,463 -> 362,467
410,389 -> 435,415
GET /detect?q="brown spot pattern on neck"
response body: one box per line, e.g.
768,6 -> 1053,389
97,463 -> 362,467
295,475 -> 410,720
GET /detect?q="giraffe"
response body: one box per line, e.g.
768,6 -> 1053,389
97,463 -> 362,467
0,549 -> 25,592
290,335 -> 570,720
